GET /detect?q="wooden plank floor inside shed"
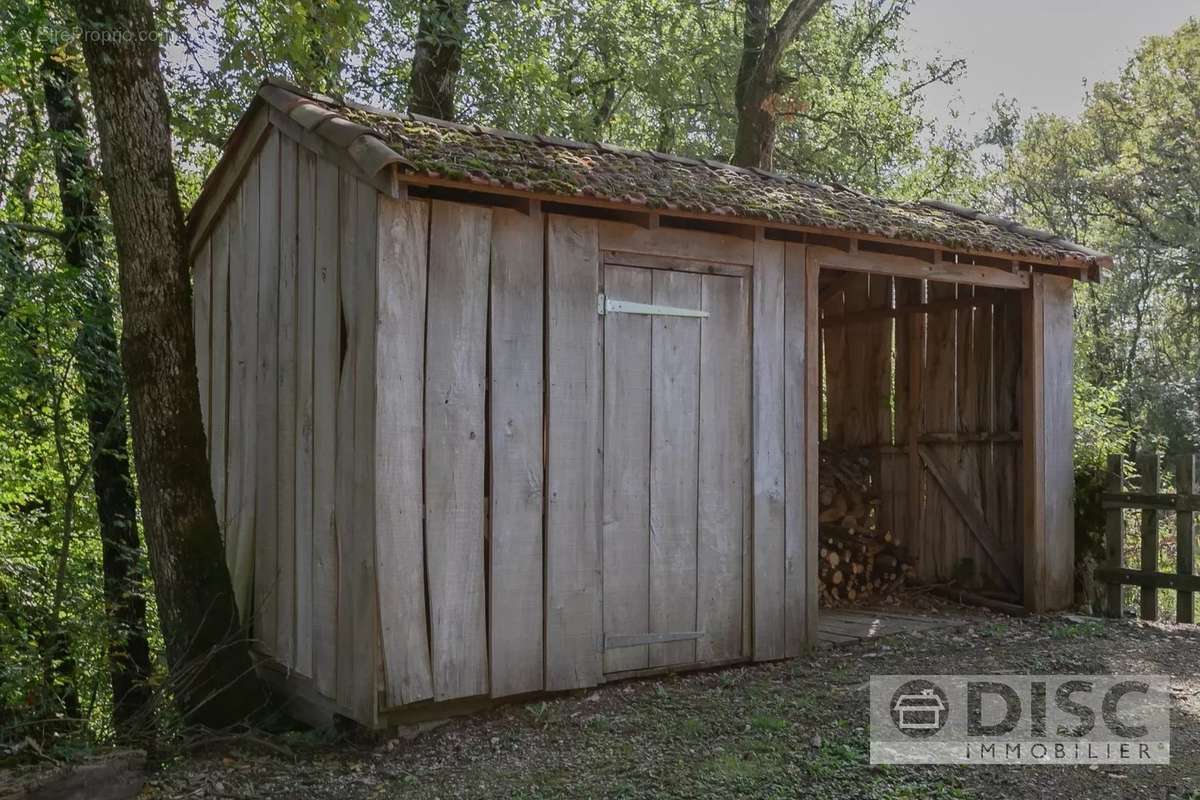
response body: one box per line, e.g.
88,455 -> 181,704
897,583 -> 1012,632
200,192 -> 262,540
817,608 -> 966,647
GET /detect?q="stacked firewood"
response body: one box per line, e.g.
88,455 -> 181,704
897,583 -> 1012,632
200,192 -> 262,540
818,447 -> 915,604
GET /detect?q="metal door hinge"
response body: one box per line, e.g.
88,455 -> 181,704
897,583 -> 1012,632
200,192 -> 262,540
604,631 -> 705,650
598,293 -> 708,318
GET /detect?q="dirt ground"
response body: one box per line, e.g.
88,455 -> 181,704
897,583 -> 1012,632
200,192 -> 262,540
144,606 -> 1200,800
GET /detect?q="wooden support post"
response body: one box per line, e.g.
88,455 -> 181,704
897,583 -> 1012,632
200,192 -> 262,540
1177,454 -> 1197,624
905,280 -> 923,553
1139,453 -> 1161,621
1021,273 -> 1074,612
1103,454 -> 1125,618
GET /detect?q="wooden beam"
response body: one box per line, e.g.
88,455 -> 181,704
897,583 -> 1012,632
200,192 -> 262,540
919,445 -> 1020,593
597,219 -> 754,265
1101,491 -> 1200,513
751,231 -> 786,661
819,271 -> 856,302
920,431 -> 1021,444
821,294 -> 1008,328
808,246 -> 1031,290
605,631 -> 703,649
399,174 -> 1101,273
1097,567 -> 1200,594
602,250 -> 748,277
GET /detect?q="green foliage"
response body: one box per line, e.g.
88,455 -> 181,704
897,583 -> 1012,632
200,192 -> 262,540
990,20 -> 1200,455
1,0 -> 1194,754
162,0 -> 973,204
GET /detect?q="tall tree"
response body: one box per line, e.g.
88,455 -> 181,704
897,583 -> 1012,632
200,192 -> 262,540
732,0 -> 828,169
39,52 -> 152,735
70,0 -> 264,727
409,0 -> 470,120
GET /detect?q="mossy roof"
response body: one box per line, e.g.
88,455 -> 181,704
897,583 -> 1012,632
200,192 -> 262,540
246,79 -> 1109,269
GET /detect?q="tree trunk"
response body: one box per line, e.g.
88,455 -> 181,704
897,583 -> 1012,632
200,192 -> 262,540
409,0 -> 470,120
731,0 -> 828,170
71,0 -> 265,728
40,54 -> 154,736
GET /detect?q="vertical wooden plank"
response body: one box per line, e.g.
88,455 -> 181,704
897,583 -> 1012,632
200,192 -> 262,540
334,170 -> 358,709
351,180 -> 379,724
752,233 -> 786,661
697,273 -> 750,663
602,266 -> 653,673
1041,274 -> 1075,610
545,214 -> 603,690
840,273 -> 870,447
210,214 -> 231,590
870,275 -> 892,445
1104,454 -> 1126,618
193,239 -> 212,437
489,207 -> 546,696
227,164 -> 257,619
648,269 -> 702,667
275,136 -> 298,668
375,196 -> 434,706
310,158 -> 340,698
923,282 -> 958,583
875,277 -> 898,541
893,278 -> 924,553
1021,277 -> 1047,612
803,249 -> 821,645
425,200 -> 491,701
1177,454 -> 1196,624
992,295 -> 1022,577
823,287 -> 846,444
783,243 -> 809,655
1139,453 -> 1161,621
742,267 -> 755,660
293,147 -> 316,678
955,286 -> 986,585
254,131 -> 280,655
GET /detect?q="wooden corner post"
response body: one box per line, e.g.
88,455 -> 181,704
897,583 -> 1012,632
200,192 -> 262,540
1021,273 -> 1075,612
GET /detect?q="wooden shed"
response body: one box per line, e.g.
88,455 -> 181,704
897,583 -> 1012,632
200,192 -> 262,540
186,79 -> 1108,728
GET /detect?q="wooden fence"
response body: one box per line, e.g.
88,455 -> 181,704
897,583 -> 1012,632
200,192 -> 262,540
1098,453 -> 1199,622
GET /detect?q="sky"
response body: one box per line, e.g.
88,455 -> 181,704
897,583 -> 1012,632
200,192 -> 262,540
901,0 -> 1197,134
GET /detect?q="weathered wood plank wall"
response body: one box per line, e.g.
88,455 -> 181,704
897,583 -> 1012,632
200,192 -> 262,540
193,135 -> 382,723
649,269 -> 702,667
752,235 -> 786,660
600,265 -> 652,674
192,125 -> 822,725
1023,273 -> 1074,611
752,236 -> 816,661
488,208 -> 545,697
698,272 -> 751,662
545,214 -> 604,691
424,200 -> 491,702
375,195 -> 434,706
819,270 -> 1025,592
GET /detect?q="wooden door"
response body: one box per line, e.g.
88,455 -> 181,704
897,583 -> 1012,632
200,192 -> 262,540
601,261 -> 751,674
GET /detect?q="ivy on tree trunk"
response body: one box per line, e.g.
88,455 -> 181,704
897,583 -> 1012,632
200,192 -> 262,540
71,0 -> 265,728
40,53 -> 154,737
